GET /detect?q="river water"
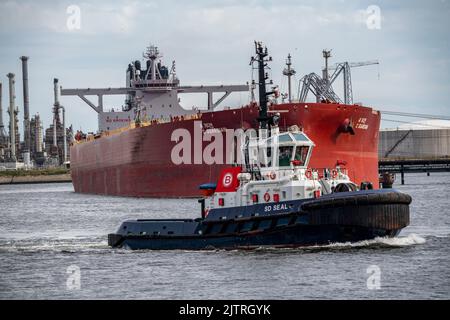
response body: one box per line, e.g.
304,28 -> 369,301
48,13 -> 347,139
0,173 -> 449,299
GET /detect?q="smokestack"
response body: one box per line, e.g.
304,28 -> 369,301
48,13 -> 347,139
20,56 -> 31,154
35,114 -> 43,153
61,106 -> 67,163
53,78 -> 59,106
0,82 -> 4,133
53,78 -> 59,148
7,73 -> 16,161
0,82 -> 3,159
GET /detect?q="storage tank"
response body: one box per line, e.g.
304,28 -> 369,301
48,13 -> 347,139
379,120 -> 450,159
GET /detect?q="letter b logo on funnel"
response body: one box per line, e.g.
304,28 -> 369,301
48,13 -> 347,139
223,173 -> 233,187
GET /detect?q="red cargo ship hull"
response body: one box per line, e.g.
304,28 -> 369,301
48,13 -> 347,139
70,102 -> 380,197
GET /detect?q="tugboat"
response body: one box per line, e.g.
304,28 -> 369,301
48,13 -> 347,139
108,42 -> 411,250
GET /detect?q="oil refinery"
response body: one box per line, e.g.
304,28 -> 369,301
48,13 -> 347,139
0,57 -> 72,170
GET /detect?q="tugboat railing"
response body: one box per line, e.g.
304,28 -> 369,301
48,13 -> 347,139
307,167 -> 349,180
241,176 -> 292,196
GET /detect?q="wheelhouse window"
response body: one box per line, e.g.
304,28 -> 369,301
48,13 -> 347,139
278,146 -> 293,167
294,146 -> 309,166
259,145 -> 273,168
292,133 -> 309,142
267,147 -> 272,166
278,134 -> 293,143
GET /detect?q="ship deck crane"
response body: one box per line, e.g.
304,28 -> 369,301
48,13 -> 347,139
298,72 -> 342,103
297,49 -> 379,105
327,60 -> 379,105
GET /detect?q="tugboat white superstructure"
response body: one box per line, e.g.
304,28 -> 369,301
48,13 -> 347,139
204,126 -> 356,212
108,42 -> 411,250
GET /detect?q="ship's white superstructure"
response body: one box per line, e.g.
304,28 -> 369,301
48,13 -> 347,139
61,44 -> 249,132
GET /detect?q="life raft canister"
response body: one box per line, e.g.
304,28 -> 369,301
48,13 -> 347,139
264,192 -> 271,202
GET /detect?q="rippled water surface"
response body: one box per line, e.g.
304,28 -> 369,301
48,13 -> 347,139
1,173 -> 449,299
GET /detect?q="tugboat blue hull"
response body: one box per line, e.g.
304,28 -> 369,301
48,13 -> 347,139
113,225 -> 401,250
108,190 -> 411,250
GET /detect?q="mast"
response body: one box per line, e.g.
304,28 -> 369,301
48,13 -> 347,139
283,53 -> 296,103
144,45 -> 162,81
322,49 -> 331,82
252,41 -> 272,130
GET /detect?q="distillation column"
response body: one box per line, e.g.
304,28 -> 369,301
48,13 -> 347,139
7,73 -> 16,161
21,56 -> 31,165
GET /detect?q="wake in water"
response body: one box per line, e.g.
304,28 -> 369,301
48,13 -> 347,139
249,233 -> 427,253
0,236 -> 109,253
317,233 -> 426,249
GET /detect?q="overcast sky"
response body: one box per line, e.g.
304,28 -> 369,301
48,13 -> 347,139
0,0 -> 449,133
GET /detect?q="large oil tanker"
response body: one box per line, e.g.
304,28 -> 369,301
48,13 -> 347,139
63,43 -> 380,198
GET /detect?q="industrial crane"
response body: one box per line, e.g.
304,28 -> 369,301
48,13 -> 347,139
326,60 -> 379,105
298,50 -> 343,104
297,49 -> 379,105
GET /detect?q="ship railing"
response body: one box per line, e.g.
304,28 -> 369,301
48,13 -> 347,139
72,113 -> 204,144
308,167 -> 349,180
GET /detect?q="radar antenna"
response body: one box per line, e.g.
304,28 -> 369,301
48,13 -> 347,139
143,45 -> 163,80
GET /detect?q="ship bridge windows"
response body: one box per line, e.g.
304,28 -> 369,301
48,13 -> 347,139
278,146 -> 310,167
259,146 -> 273,168
294,146 -> 309,166
266,147 -> 272,167
275,132 -> 312,144
279,146 -> 294,167
292,133 -> 309,142
278,134 -> 294,143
